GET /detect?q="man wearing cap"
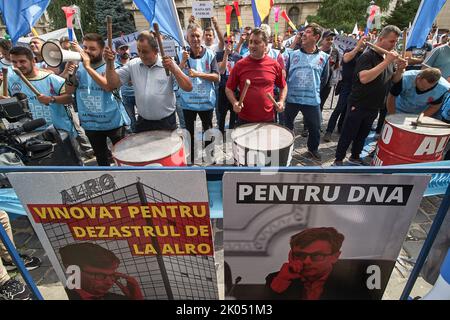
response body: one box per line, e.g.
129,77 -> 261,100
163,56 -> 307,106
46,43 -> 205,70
319,30 -> 339,112
114,39 -> 137,132
104,31 -> 192,133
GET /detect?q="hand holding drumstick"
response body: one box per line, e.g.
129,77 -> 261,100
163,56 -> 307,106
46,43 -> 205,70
266,92 -> 285,113
233,79 -> 251,113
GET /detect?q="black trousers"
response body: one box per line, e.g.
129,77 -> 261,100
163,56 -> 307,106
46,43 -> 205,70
375,107 -> 387,134
217,85 -> 237,134
134,112 -> 177,133
335,105 -> 379,161
183,109 -> 214,163
85,126 -> 126,166
320,85 -> 333,111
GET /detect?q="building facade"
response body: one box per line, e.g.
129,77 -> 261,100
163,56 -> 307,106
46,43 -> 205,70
436,0 -> 450,30
124,0 -> 322,36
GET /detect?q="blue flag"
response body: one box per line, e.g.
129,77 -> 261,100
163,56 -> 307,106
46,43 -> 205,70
0,0 -> 50,44
406,0 -> 447,49
133,0 -> 185,46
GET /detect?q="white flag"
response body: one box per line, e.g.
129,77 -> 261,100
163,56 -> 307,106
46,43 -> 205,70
352,23 -> 358,35
432,28 -> 439,46
304,19 -> 308,27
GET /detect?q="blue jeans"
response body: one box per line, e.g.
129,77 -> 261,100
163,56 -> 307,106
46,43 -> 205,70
122,95 -> 136,131
285,103 -> 321,152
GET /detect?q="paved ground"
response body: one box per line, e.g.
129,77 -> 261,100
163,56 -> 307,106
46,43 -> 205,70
5,93 -> 446,300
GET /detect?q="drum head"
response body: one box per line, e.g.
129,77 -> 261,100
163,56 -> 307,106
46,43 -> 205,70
113,131 -> 183,163
386,114 -> 450,136
231,123 -> 294,151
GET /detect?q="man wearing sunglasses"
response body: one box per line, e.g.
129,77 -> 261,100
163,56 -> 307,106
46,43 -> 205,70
266,227 -> 344,300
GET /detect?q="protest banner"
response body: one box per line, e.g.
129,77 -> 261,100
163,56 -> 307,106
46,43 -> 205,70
334,34 -> 358,57
223,172 -> 430,300
192,1 -> 214,19
8,170 -> 218,300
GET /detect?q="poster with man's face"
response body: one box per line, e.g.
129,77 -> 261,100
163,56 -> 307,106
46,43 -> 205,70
223,172 -> 430,300
8,170 -> 219,300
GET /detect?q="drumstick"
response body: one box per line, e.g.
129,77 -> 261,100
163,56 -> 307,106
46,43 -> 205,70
2,67 -> 8,97
238,79 -> 251,108
106,16 -> 114,70
12,68 -> 41,96
365,41 -> 407,62
401,29 -> 407,58
153,23 -> 170,77
266,92 -> 279,109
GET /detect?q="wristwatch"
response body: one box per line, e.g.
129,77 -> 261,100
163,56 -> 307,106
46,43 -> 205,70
50,96 -> 56,104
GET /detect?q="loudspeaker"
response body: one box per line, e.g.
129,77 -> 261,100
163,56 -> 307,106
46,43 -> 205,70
41,41 -> 82,68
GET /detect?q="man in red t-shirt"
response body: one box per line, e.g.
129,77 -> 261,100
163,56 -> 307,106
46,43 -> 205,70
225,28 -> 287,124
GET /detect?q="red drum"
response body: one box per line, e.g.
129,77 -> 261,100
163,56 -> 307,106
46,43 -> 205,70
112,131 -> 186,166
231,123 -> 294,166
372,114 -> 450,166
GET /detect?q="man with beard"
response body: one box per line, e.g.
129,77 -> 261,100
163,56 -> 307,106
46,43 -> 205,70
3,46 -> 75,135
66,33 -> 130,166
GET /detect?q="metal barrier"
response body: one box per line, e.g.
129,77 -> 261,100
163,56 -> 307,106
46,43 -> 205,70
1,165 -> 449,300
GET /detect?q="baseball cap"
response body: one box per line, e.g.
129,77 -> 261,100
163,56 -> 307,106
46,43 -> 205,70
322,30 -> 337,38
114,39 -> 129,50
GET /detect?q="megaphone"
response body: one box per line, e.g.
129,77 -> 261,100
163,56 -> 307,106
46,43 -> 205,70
41,41 -> 82,68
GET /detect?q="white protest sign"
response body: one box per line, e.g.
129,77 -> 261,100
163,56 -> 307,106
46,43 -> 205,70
163,40 -> 177,57
192,1 -> 214,18
334,34 -> 358,56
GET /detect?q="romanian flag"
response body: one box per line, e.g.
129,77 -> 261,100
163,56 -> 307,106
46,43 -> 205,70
251,0 -> 274,27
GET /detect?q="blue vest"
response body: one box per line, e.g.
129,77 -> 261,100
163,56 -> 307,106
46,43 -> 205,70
178,48 -> 216,111
8,70 -> 76,135
267,48 -> 280,61
285,49 -> 329,106
396,70 -> 450,114
76,63 -> 130,131
440,93 -> 450,121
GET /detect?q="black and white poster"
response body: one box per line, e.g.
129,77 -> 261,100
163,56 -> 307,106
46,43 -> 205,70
223,172 -> 430,300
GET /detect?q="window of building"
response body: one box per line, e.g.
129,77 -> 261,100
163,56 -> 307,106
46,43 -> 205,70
288,6 -> 300,30
231,11 -> 239,34
178,10 -> 185,29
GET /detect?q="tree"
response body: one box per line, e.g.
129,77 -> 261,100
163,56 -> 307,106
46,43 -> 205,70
306,0 -> 390,34
95,0 -> 136,38
384,0 -> 421,30
46,0 -> 98,36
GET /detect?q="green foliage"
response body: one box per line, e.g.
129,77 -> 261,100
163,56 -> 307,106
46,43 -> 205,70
46,0 -> 98,35
46,0 -> 136,38
306,0 -> 391,33
384,0 -> 420,29
95,0 -> 136,38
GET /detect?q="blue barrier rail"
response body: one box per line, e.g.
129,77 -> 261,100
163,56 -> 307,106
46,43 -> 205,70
1,165 -> 449,300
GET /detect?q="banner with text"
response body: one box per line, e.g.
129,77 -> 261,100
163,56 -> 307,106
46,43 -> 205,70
223,172 -> 429,300
8,170 -> 218,300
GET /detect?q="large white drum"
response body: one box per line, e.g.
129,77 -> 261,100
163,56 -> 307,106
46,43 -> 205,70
231,123 -> 294,166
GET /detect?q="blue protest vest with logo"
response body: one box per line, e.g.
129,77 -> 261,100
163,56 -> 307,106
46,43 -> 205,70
178,48 -> 216,111
76,63 -> 130,130
285,49 -> 329,106
396,70 -> 450,114
8,70 -> 75,135
440,93 -> 450,121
